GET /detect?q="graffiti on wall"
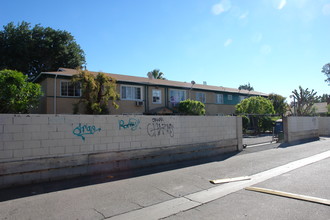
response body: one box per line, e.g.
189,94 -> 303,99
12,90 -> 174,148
147,117 -> 174,137
118,118 -> 141,131
73,123 -> 101,141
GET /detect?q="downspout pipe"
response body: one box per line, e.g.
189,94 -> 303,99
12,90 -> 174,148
54,74 -> 58,114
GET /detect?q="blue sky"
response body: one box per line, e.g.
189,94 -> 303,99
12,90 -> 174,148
1,0 -> 329,100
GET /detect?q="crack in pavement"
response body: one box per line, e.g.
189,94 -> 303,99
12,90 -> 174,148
93,208 -> 106,219
130,201 -> 145,209
182,195 -> 202,205
156,187 -> 177,199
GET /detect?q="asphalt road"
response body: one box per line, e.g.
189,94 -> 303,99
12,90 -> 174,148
1,138 -> 330,220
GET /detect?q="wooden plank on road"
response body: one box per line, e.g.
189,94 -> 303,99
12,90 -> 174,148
245,187 -> 330,206
210,176 -> 251,184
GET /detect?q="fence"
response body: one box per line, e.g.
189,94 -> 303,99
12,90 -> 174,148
283,117 -> 321,143
318,117 -> 330,136
0,114 -> 242,188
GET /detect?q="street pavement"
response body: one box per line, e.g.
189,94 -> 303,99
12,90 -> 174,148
243,134 -> 274,146
0,138 -> 330,220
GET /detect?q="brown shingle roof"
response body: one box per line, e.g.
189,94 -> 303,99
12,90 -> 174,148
38,68 -> 268,96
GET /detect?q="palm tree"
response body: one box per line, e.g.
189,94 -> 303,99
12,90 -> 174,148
147,69 -> 166,80
238,83 -> 254,91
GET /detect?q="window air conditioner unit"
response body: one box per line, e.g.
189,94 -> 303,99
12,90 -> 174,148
136,101 -> 144,106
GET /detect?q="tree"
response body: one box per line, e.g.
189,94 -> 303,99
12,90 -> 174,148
178,99 -> 205,115
0,21 -> 85,80
322,63 -> 330,85
147,69 -> 166,80
236,96 -> 275,115
290,86 -> 318,116
238,83 -> 254,91
316,94 -> 329,103
236,96 -> 275,133
268,93 -> 287,116
72,70 -> 119,114
0,69 -> 42,113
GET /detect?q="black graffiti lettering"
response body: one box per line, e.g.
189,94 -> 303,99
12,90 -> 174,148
147,118 -> 174,137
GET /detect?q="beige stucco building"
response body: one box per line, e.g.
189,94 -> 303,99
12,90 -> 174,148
33,68 -> 268,115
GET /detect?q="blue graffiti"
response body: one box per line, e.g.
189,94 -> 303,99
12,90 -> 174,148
72,123 -> 101,141
118,118 -> 140,131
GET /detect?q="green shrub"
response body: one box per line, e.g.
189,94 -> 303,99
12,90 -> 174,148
259,116 -> 273,133
178,99 -> 206,115
0,69 -> 42,113
241,115 -> 250,131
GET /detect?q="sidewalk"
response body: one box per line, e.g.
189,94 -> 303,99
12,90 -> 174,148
1,139 -> 330,220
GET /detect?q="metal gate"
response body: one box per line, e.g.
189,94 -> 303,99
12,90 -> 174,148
241,114 -> 283,147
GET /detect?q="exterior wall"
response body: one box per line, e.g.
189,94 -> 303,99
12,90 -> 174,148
168,88 -> 189,109
319,117 -> 330,136
205,104 -> 236,115
110,100 -> 145,114
0,114 -> 242,188
39,77 -> 147,115
51,97 -> 82,114
34,79 -> 49,114
38,77 -> 79,114
182,90 -> 240,115
46,77 -> 56,96
111,83 -> 146,114
147,86 -> 166,111
283,117 -> 319,143
36,76 -> 254,115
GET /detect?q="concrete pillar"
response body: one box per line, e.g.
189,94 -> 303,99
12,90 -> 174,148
283,117 -> 289,143
236,116 -> 243,151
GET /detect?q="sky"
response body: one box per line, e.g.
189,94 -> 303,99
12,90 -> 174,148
1,0 -> 329,101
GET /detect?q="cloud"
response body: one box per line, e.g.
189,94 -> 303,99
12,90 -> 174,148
322,4 -> 330,16
272,0 -> 286,10
277,0 -> 287,10
239,11 -> 249,19
224,38 -> 233,47
212,0 -> 232,15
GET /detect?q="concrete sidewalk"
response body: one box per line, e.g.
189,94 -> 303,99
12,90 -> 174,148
1,139 -> 330,220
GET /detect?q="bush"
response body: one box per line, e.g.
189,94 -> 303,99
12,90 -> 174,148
178,99 -> 206,115
0,69 -> 42,113
72,70 -> 119,114
241,115 -> 250,131
259,116 -> 273,133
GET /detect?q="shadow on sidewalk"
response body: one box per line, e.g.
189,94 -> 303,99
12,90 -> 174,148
0,151 -> 240,202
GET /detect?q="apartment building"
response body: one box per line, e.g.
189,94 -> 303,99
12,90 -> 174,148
33,68 -> 268,115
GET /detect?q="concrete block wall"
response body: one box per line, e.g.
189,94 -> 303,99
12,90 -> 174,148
283,117 -> 319,143
0,114 -> 242,188
319,117 -> 330,136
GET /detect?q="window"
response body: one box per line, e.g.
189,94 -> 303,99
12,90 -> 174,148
239,96 -> 247,102
227,95 -> 233,100
61,81 -> 81,97
196,92 -> 206,103
216,94 -> 224,104
121,85 -> 142,100
170,89 -> 186,105
152,89 -> 162,104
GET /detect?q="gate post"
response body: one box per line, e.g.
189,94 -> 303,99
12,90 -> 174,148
236,116 -> 243,151
283,117 -> 289,143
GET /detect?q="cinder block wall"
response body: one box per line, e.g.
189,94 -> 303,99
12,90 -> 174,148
319,117 -> 330,136
283,117 -> 319,143
0,114 -> 242,188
